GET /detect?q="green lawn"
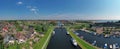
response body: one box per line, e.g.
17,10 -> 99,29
33,26 -> 54,49
67,27 -> 100,49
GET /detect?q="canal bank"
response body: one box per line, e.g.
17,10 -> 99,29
66,27 -> 99,49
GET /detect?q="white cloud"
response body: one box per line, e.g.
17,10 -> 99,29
30,8 -> 40,16
26,6 -> 40,16
17,1 -> 23,5
31,8 -> 36,11
23,5 -> 40,16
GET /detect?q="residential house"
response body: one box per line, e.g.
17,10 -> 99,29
2,26 -> 8,32
3,34 -> 15,44
96,27 -> 104,34
91,22 -> 120,34
15,32 -> 26,44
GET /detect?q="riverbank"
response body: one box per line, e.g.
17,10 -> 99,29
33,26 -> 54,49
66,27 -> 100,49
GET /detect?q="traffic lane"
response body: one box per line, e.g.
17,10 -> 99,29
47,28 -> 81,49
76,30 -> 120,48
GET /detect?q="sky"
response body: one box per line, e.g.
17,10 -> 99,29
0,0 -> 120,20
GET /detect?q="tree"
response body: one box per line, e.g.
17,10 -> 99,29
16,26 -> 23,31
35,25 -> 42,33
0,35 -> 3,49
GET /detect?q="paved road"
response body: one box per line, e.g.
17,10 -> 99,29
47,28 -> 81,49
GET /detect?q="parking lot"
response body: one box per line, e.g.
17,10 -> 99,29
75,30 -> 120,49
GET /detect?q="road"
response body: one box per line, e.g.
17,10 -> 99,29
47,27 -> 81,49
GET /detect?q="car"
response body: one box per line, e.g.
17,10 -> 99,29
70,38 -> 77,46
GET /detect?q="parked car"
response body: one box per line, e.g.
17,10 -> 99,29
70,38 -> 77,46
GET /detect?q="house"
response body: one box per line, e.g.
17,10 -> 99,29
26,29 -> 36,39
3,34 -> 15,44
91,22 -> 120,34
3,34 -> 11,44
34,38 -> 39,42
15,32 -> 26,44
39,33 -> 44,37
2,26 -> 8,32
8,37 -> 15,44
96,27 -> 104,34
18,39 -> 26,44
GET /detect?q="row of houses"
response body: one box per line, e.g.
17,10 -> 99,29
91,22 -> 120,35
0,21 -> 42,45
3,29 -> 41,44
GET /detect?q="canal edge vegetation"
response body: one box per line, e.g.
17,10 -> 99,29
66,27 -> 100,49
41,26 -> 54,49
33,26 -> 54,49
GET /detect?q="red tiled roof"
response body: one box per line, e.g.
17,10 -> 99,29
2,26 -> 8,31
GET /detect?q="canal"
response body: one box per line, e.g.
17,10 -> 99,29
47,27 -> 81,49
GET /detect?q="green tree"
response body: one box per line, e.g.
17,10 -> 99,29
35,25 -> 42,33
0,35 -> 3,49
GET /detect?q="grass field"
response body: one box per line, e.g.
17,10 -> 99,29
33,26 -> 54,49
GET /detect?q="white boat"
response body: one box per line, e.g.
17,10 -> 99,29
66,32 -> 69,35
71,38 -> 77,46
53,31 -> 55,35
109,45 -> 113,49
92,40 -> 96,45
104,43 -> 108,49
75,33 -> 79,36
113,43 -> 119,49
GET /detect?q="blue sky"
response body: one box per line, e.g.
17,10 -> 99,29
0,0 -> 120,20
